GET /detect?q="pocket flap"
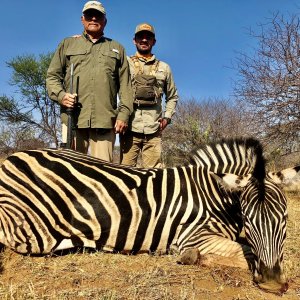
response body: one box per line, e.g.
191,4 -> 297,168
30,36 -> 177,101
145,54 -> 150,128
66,49 -> 87,56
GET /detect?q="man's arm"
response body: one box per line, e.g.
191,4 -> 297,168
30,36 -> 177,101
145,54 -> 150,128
115,45 -> 134,133
159,63 -> 179,132
163,64 -> 179,119
46,41 -> 67,105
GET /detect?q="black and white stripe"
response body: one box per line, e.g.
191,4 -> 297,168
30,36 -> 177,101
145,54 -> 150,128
0,138 -> 298,292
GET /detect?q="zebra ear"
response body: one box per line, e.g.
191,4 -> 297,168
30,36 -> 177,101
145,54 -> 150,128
268,166 -> 300,187
211,173 -> 252,191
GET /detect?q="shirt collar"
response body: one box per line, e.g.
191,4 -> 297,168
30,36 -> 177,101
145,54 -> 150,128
83,31 -> 104,43
135,52 -> 156,62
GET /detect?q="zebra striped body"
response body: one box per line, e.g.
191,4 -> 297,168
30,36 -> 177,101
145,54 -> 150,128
0,138 -> 298,293
0,147 -> 243,255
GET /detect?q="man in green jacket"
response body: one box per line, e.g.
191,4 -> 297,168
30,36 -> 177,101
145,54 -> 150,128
120,23 -> 179,168
47,1 -> 133,162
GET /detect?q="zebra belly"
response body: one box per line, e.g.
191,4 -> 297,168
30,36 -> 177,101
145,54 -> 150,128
55,238 -> 96,251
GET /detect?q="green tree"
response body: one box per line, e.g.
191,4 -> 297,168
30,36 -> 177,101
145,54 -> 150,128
0,53 -> 61,149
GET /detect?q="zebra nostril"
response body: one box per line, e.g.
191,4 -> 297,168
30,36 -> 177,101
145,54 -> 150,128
280,282 -> 289,294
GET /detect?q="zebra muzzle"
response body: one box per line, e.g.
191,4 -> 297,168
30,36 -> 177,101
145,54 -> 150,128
258,281 -> 289,296
255,262 -> 288,295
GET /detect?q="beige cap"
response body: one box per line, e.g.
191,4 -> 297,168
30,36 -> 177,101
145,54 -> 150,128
82,1 -> 106,15
135,23 -> 155,35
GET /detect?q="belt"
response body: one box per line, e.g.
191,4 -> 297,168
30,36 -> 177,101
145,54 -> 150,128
131,130 -> 160,138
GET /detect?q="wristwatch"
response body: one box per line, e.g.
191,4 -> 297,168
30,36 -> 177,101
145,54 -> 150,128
163,117 -> 171,124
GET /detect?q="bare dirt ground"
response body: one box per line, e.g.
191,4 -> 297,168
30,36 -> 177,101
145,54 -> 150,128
0,191 -> 299,300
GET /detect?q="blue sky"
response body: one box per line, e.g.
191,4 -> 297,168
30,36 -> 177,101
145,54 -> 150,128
1,0 -> 299,100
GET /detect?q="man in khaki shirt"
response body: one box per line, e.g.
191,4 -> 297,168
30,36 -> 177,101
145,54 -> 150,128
46,1 -> 133,162
120,23 -> 179,168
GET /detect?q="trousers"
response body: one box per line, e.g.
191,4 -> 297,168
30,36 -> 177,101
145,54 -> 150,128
75,128 -> 115,162
120,130 -> 162,168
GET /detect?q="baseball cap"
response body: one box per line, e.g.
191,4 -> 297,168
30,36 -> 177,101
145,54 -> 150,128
135,23 -> 155,36
82,1 -> 106,15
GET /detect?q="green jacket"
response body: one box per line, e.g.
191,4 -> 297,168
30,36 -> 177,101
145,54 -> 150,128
128,54 -> 179,134
46,33 -> 133,128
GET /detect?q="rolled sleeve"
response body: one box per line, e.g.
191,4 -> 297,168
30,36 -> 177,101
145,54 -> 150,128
164,64 -> 179,119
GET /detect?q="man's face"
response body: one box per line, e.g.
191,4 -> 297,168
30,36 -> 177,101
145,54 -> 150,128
134,31 -> 156,55
81,9 -> 106,37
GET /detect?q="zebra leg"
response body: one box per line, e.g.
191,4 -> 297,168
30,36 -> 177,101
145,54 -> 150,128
178,235 -> 253,270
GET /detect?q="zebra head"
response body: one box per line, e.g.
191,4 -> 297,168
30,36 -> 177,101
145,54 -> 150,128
217,164 -> 299,294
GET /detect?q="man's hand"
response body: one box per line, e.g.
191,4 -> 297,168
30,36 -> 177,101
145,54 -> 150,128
62,93 -> 77,108
114,120 -> 128,134
159,118 -> 170,131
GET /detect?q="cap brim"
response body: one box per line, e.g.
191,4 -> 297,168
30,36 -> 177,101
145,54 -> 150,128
82,8 -> 106,14
135,30 -> 155,35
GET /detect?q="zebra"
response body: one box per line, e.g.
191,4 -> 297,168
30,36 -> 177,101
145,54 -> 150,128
0,138 -> 298,293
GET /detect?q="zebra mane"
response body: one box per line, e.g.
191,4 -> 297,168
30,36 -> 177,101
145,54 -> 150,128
189,138 -> 266,180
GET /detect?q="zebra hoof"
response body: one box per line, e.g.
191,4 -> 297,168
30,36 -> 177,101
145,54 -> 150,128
179,248 -> 200,265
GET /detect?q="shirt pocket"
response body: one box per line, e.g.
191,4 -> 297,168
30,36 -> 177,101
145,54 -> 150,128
156,69 -> 166,81
99,49 -> 121,75
155,69 -> 166,93
66,49 -> 87,66
65,49 -> 87,92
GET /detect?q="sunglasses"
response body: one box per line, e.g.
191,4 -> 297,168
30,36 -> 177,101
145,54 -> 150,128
83,10 -> 105,21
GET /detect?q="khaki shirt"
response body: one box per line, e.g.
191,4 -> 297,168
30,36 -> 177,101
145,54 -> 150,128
46,33 -> 133,128
128,54 -> 179,134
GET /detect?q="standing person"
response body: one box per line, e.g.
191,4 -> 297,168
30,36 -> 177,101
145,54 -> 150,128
120,23 -> 179,168
46,1 -> 133,162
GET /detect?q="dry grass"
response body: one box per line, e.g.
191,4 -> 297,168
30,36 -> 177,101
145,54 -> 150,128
0,192 -> 299,300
